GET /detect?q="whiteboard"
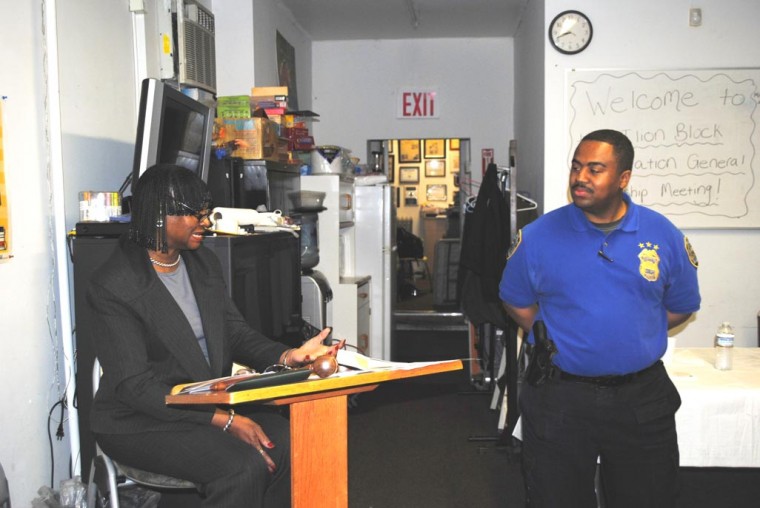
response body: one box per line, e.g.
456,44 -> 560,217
568,69 -> 760,228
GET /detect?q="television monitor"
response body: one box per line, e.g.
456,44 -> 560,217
131,78 -> 213,191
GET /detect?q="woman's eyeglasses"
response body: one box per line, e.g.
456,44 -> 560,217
176,201 -> 212,223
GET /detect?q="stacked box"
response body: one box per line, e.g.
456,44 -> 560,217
251,86 -> 288,124
214,117 -> 281,161
216,95 -> 252,118
251,86 -> 288,108
282,126 -> 314,152
215,89 -> 295,162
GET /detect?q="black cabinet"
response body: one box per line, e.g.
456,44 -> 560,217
202,234 -> 302,344
72,232 -> 301,477
207,157 -> 300,215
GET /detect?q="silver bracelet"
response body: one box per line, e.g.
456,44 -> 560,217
222,408 -> 235,432
283,348 -> 295,367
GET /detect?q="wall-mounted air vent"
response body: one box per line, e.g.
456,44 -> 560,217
176,0 -> 216,93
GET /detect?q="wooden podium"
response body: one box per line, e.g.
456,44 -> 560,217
166,360 -> 463,507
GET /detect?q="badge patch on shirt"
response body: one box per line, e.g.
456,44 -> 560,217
637,242 -> 660,282
684,236 -> 698,268
507,230 -> 522,260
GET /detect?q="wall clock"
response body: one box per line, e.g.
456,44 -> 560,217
549,10 -> 593,55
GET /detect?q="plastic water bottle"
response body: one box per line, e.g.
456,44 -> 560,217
714,321 -> 735,370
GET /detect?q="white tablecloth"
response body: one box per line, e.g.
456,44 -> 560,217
666,347 -> 760,468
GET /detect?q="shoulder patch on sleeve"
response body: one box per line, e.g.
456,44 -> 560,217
684,236 -> 698,268
507,230 -> 522,260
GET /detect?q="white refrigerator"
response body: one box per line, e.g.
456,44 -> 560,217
354,183 -> 396,360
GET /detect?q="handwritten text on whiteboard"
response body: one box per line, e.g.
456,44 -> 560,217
569,70 -> 760,228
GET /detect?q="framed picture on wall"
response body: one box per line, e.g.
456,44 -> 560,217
399,139 -> 421,163
449,138 -> 460,151
399,166 -> 419,183
404,186 -> 418,206
387,155 -> 395,183
451,151 -> 460,173
426,184 -> 448,201
424,139 -> 446,159
424,160 -> 446,177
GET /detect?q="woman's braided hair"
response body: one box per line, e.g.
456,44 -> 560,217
128,164 -> 211,252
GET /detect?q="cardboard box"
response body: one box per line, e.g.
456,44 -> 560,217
282,127 -> 310,139
288,136 -> 314,151
217,95 -> 251,118
251,86 -> 288,98
215,117 -> 281,161
276,138 -> 290,162
251,86 -> 289,110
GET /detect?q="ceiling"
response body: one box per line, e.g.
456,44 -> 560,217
278,0 -> 529,41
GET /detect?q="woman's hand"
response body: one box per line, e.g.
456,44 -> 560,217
286,328 -> 345,366
213,409 -> 278,474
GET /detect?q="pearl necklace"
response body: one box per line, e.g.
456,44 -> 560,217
149,256 -> 181,268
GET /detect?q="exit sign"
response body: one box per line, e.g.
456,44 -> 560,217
398,88 -> 439,119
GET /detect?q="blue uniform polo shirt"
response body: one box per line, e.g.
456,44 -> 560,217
499,193 -> 700,376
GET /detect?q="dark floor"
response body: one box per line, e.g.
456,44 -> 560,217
348,369 -> 522,508
360,295 -> 760,508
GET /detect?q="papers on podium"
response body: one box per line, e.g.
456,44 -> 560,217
336,350 -> 450,372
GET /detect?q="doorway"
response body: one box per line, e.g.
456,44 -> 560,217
367,137 -> 470,313
366,137 -> 471,365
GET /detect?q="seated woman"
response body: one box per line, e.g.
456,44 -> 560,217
88,164 -> 340,507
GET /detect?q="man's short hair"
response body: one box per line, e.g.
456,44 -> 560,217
581,129 -> 634,173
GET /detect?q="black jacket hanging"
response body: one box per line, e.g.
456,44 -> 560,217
458,163 -> 511,327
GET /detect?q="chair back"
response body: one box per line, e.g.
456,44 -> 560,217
88,357 -> 198,508
0,460 -> 9,508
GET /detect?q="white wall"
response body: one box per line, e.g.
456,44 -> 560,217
0,3 -> 69,503
518,0 -> 760,346
57,0 -> 137,227
311,38 -> 514,177
513,0 -> 545,212
215,0 -> 256,94
215,0 -> 313,107
1,0 -> 145,504
0,0 -> 142,502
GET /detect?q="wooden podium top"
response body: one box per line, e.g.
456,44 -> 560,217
166,359 -> 463,407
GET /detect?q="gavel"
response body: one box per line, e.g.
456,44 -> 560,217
309,354 -> 339,378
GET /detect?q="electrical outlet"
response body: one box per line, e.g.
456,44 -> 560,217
689,8 -> 702,27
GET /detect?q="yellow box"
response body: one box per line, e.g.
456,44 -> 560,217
251,86 -> 288,99
215,117 -> 281,161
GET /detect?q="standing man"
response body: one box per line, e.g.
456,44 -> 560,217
499,129 -> 700,507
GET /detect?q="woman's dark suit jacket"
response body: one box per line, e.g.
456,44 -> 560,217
87,236 -> 289,435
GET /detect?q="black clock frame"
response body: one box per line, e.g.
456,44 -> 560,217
548,10 -> 593,55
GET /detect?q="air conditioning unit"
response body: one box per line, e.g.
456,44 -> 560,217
156,0 -> 217,93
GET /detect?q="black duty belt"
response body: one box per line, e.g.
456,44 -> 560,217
557,361 -> 661,387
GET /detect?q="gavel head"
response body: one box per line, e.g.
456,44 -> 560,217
309,355 -> 339,378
